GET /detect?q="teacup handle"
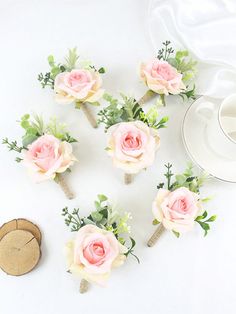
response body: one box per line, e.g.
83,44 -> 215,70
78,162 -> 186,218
196,101 -> 216,122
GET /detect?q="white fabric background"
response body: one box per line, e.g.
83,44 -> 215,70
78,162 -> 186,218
0,1 -> 236,314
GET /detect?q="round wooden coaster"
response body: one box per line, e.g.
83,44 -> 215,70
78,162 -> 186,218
0,219 -> 41,245
0,230 -> 41,276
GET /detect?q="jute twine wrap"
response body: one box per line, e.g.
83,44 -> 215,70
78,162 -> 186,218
56,174 -> 74,200
80,279 -> 89,294
124,173 -> 133,185
138,91 -> 156,106
81,103 -> 98,128
147,224 -> 165,247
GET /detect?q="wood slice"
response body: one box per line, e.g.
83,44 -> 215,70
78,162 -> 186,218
0,230 -> 41,276
17,219 -> 42,245
0,219 -> 41,245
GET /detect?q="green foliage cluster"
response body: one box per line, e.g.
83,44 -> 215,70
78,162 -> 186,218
155,163 -> 216,237
19,114 -> 77,147
62,194 -> 139,262
38,47 -> 105,89
98,93 -> 168,132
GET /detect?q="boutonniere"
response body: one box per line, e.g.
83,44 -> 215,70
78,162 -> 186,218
98,94 -> 168,184
147,163 -> 216,247
62,194 -> 138,293
2,114 -> 77,199
38,48 -> 105,128
139,41 -> 197,106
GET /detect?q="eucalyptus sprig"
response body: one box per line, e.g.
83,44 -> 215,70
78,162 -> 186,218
62,195 -> 138,261
98,93 -> 168,132
2,138 -> 26,153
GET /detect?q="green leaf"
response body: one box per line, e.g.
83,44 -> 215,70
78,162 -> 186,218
175,50 -> 188,62
201,197 -> 212,203
172,230 -> 180,238
205,215 -> 217,222
199,221 -> 210,231
94,200 -> 101,210
47,55 -> 55,66
22,134 -> 38,147
64,47 -> 79,70
129,237 -> 136,250
91,211 -> 103,222
98,67 -> 105,74
152,219 -> 160,225
195,211 -> 207,221
167,57 -> 178,68
175,174 -> 186,185
83,218 -> 96,225
98,194 -> 108,202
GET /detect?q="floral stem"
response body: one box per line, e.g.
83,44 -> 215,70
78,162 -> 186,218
80,279 -> 89,294
124,173 -> 133,185
138,90 -> 156,106
160,94 -> 166,106
80,103 -> 98,128
55,173 -> 74,200
147,224 -> 165,247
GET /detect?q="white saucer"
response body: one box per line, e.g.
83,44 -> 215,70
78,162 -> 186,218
182,96 -> 236,183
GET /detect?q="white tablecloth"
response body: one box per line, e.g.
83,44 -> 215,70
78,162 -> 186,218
0,1 -> 236,314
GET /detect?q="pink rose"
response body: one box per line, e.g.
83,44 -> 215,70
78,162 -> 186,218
65,225 -> 127,285
140,59 -> 185,95
152,187 -> 202,233
107,121 -> 160,174
24,134 -> 76,182
54,69 -> 104,104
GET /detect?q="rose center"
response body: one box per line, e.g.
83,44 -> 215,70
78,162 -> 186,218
172,198 -> 189,213
122,132 -> 142,150
83,241 -> 106,265
152,64 -> 175,81
35,144 -> 54,159
68,72 -> 89,87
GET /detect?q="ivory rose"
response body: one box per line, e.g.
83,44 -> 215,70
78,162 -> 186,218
24,134 -> 76,182
140,59 -> 185,95
107,121 -> 160,174
152,187 -> 202,234
65,225 -> 127,285
54,69 -> 104,105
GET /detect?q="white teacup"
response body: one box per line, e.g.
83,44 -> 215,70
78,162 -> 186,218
196,94 -> 236,160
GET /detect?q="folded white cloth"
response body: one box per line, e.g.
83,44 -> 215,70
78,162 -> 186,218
148,0 -> 236,98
